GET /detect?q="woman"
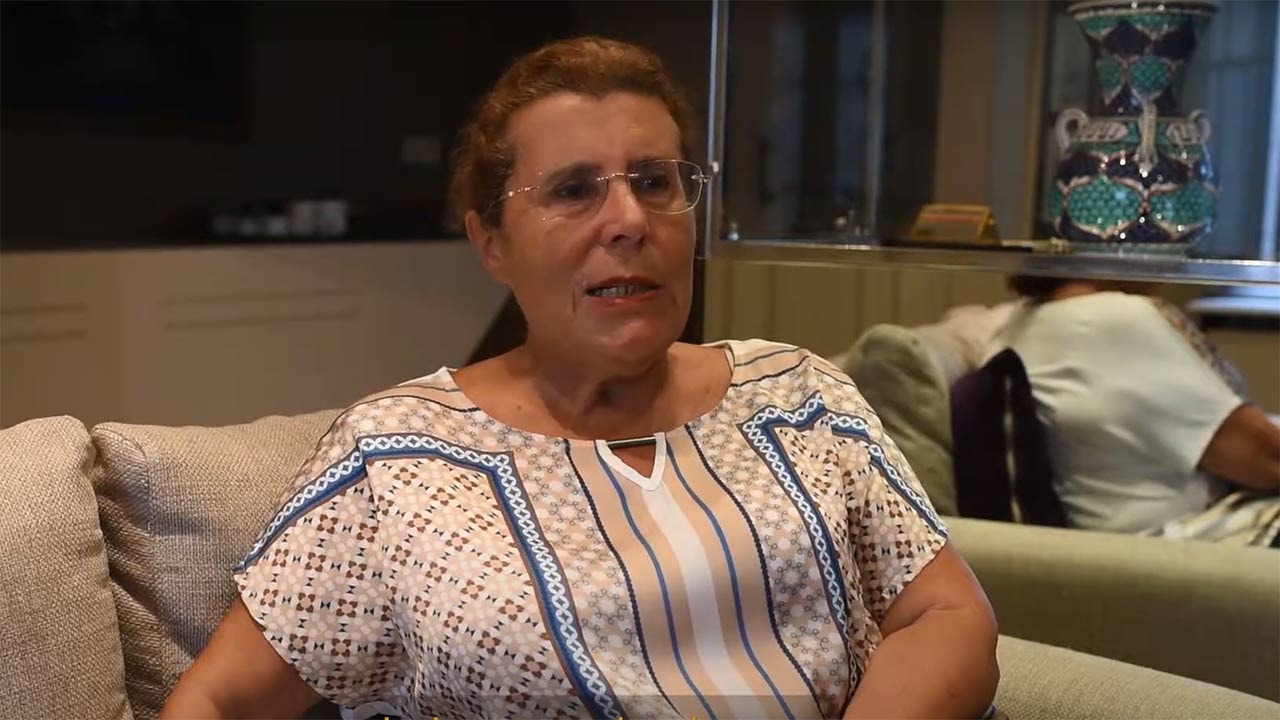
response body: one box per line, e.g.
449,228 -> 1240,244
161,37 -> 998,719
991,276 -> 1279,543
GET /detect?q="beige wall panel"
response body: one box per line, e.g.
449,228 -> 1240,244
767,265 -> 861,357
0,253 -> 120,426
703,258 -> 735,343
894,269 -> 957,327
1,242 -> 505,428
856,268 -> 900,329
724,262 -> 777,341
948,271 -> 1014,308
1209,328 -> 1280,414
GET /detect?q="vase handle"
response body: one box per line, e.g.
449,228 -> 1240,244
1054,109 -> 1089,156
1189,109 -> 1212,144
1137,99 -> 1158,174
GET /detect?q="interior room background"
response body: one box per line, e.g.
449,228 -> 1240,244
2,0 -> 1276,429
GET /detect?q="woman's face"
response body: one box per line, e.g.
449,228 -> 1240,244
468,92 -> 696,373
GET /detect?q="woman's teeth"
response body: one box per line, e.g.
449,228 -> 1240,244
588,284 -> 650,298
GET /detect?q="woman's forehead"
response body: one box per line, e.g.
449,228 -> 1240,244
506,92 -> 681,176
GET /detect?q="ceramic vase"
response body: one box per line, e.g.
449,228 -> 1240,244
1047,0 -> 1218,255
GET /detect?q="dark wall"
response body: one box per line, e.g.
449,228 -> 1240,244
3,2 -> 714,250
574,0 -> 712,164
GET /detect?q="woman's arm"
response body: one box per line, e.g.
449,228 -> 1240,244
1200,404 -> 1280,492
843,544 -> 1000,720
159,597 -> 321,719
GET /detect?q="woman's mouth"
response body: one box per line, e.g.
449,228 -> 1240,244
586,282 -> 659,298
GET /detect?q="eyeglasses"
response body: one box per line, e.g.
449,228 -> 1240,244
488,159 -> 711,222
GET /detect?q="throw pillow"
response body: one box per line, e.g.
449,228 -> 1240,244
91,409 -> 339,720
837,324 -> 957,516
0,416 -> 132,720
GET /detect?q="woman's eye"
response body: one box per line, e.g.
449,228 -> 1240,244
636,173 -> 671,193
552,180 -> 596,201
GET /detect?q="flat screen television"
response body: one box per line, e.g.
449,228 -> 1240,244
1,1 -> 246,137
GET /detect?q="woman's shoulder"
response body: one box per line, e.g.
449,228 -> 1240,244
1008,292 -> 1170,351
321,367 -> 479,444
1035,291 -> 1164,327
717,337 -> 862,403
716,337 -> 825,377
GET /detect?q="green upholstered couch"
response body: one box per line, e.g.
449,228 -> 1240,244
3,411 -> 1276,719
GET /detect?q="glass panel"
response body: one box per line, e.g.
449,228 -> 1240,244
721,0 -> 883,243
715,0 -> 1279,271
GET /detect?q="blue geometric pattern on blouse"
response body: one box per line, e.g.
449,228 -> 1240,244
237,433 -> 622,720
825,414 -> 947,537
741,394 -> 854,663
236,445 -> 367,572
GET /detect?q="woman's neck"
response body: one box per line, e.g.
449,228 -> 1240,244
1048,280 -> 1161,302
511,340 -> 676,438
1048,281 -> 1102,301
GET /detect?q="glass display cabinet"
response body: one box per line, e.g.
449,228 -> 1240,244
700,0 -> 1280,287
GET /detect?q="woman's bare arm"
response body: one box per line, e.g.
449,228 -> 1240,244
1200,404 -> 1280,492
159,596 -> 321,719
843,544 -> 1000,719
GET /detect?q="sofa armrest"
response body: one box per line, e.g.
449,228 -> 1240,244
996,635 -> 1279,719
949,517 -> 1280,701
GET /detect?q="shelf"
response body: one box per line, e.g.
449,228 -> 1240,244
699,1 -> 1280,290
709,239 -> 1280,287
0,235 -> 465,253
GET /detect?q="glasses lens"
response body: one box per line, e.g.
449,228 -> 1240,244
636,160 -> 704,214
677,161 -> 706,211
536,168 -> 603,219
628,160 -> 681,212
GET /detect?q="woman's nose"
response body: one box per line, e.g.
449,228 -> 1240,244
596,176 -> 649,243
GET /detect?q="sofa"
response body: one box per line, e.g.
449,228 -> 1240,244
3,411 -> 1278,720
835,318 -> 1280,701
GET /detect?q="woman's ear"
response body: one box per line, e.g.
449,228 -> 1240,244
465,210 -> 508,284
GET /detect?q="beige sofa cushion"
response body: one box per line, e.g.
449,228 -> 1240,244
838,324 -> 957,515
91,409 -> 340,720
0,417 -> 131,720
997,635 -> 1279,718
953,517 -> 1280,701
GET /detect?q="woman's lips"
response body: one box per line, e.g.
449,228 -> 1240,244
584,286 -> 661,307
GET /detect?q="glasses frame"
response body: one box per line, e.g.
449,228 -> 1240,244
486,159 -> 713,220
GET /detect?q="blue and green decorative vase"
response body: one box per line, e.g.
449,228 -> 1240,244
1048,0 -> 1218,255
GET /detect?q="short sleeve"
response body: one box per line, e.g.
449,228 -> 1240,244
812,357 -> 949,623
233,411 -> 408,709
1084,299 -> 1244,475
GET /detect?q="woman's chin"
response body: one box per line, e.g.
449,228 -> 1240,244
586,326 -> 680,372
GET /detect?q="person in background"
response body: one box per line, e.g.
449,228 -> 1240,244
989,275 -> 1280,544
159,37 -> 999,719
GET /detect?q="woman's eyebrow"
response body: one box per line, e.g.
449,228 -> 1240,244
628,155 -> 665,168
540,161 -> 600,181
540,155 -> 673,179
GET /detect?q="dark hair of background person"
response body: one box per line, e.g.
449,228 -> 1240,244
1008,275 -> 1073,303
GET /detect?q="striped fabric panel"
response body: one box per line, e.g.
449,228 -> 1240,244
731,340 -> 809,386
570,437 -> 821,720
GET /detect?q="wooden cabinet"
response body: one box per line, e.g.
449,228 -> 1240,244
0,241 -> 506,428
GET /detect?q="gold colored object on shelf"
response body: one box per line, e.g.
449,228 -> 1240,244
906,204 -> 1001,245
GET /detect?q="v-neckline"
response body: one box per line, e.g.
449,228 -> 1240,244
595,432 -> 667,491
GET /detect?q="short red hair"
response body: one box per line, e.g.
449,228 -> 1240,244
448,36 -> 697,229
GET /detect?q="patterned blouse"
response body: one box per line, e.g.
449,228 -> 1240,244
235,340 -> 947,720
